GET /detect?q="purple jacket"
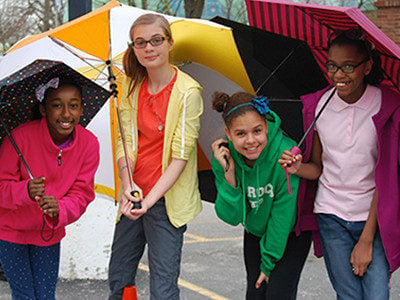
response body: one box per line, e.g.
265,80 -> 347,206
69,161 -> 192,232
298,85 -> 400,271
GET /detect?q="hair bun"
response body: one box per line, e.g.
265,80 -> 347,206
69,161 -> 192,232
212,91 -> 230,113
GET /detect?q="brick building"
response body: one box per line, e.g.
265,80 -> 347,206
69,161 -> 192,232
365,0 -> 400,46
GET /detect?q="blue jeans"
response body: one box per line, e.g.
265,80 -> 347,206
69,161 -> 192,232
0,239 -> 60,300
108,198 -> 186,300
317,213 -> 390,300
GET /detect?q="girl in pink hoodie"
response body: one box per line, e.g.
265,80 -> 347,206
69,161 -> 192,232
0,77 -> 100,299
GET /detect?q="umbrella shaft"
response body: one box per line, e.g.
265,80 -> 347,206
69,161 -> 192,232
114,98 -> 134,191
0,114 -> 34,179
106,60 -> 135,192
297,88 -> 336,148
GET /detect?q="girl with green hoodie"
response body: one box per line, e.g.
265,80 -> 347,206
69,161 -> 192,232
211,91 -> 310,299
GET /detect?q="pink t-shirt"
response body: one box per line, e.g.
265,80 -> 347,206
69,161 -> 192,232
314,85 -> 382,221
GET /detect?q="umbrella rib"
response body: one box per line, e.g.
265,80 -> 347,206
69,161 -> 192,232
381,67 -> 400,94
297,8 -> 400,62
50,37 -> 109,77
295,6 -> 338,47
297,7 -> 336,33
255,45 -> 300,95
379,52 -> 400,62
297,88 -> 336,148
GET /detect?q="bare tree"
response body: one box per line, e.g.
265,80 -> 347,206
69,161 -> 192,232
0,1 -> 36,52
223,0 -> 233,19
27,0 -> 65,31
141,0 -> 148,9
302,0 -> 375,11
0,0 -> 66,53
155,0 -> 175,14
223,0 -> 248,23
93,0 -> 145,9
184,0 -> 205,18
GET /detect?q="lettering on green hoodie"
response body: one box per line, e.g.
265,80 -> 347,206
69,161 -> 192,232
247,184 -> 274,208
212,110 -> 300,277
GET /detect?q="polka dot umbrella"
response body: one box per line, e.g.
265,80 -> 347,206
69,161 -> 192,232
0,59 -> 111,145
0,59 -> 111,178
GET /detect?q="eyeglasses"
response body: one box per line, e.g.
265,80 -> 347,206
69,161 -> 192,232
129,36 -> 166,49
325,57 -> 369,74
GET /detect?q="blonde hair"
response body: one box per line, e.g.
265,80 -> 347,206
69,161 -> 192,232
123,14 -> 173,96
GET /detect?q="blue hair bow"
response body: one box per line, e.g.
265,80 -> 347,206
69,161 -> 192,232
252,96 -> 270,116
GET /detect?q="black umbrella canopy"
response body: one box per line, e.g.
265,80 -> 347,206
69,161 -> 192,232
212,17 -> 329,143
211,16 -> 328,99
0,59 -> 111,144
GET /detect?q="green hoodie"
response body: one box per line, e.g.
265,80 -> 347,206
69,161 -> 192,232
212,110 -> 300,277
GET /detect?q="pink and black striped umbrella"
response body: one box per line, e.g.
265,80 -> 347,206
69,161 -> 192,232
246,0 -> 400,93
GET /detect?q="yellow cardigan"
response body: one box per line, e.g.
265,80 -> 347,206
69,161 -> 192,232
116,68 -> 203,227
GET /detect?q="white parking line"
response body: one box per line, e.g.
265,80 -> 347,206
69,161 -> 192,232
184,232 -> 242,244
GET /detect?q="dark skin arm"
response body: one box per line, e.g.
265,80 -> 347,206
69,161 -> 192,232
281,130 -> 377,276
28,177 -> 45,200
29,177 -> 59,218
278,131 -> 323,180
350,190 -> 377,277
36,195 -> 59,218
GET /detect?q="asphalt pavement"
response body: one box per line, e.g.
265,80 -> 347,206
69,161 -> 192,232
1,202 -> 399,299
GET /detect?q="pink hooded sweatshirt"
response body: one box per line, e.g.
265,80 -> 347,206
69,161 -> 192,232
299,85 -> 400,272
0,117 -> 100,246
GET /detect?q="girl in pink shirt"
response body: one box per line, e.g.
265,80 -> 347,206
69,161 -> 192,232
279,29 -> 391,299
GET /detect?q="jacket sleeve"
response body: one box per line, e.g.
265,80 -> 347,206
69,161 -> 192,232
259,172 -> 299,276
115,77 -> 135,163
212,155 -> 243,226
50,137 -> 100,228
397,112 -> 400,163
171,87 -> 203,160
0,135 -> 33,210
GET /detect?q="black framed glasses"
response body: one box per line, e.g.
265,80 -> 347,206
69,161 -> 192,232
129,36 -> 166,49
325,57 -> 370,74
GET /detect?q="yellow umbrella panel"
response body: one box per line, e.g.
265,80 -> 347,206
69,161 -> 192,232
170,19 -> 254,94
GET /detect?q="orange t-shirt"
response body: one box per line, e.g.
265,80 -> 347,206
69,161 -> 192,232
133,73 -> 177,197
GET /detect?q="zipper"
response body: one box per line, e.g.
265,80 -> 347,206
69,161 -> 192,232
58,150 -> 62,166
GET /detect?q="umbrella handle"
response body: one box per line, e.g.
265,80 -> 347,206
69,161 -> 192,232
287,146 -> 301,168
285,146 -> 302,195
130,190 -> 142,209
285,168 -> 292,195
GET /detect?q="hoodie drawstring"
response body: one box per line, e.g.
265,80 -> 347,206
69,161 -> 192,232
285,168 -> 293,195
241,168 -> 246,226
241,164 -> 262,227
255,165 -> 261,213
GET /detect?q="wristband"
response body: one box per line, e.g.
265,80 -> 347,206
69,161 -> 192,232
118,165 -> 128,178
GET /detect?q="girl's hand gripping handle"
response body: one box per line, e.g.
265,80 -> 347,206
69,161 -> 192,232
285,146 -> 301,194
130,190 -> 142,209
287,146 -> 301,167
